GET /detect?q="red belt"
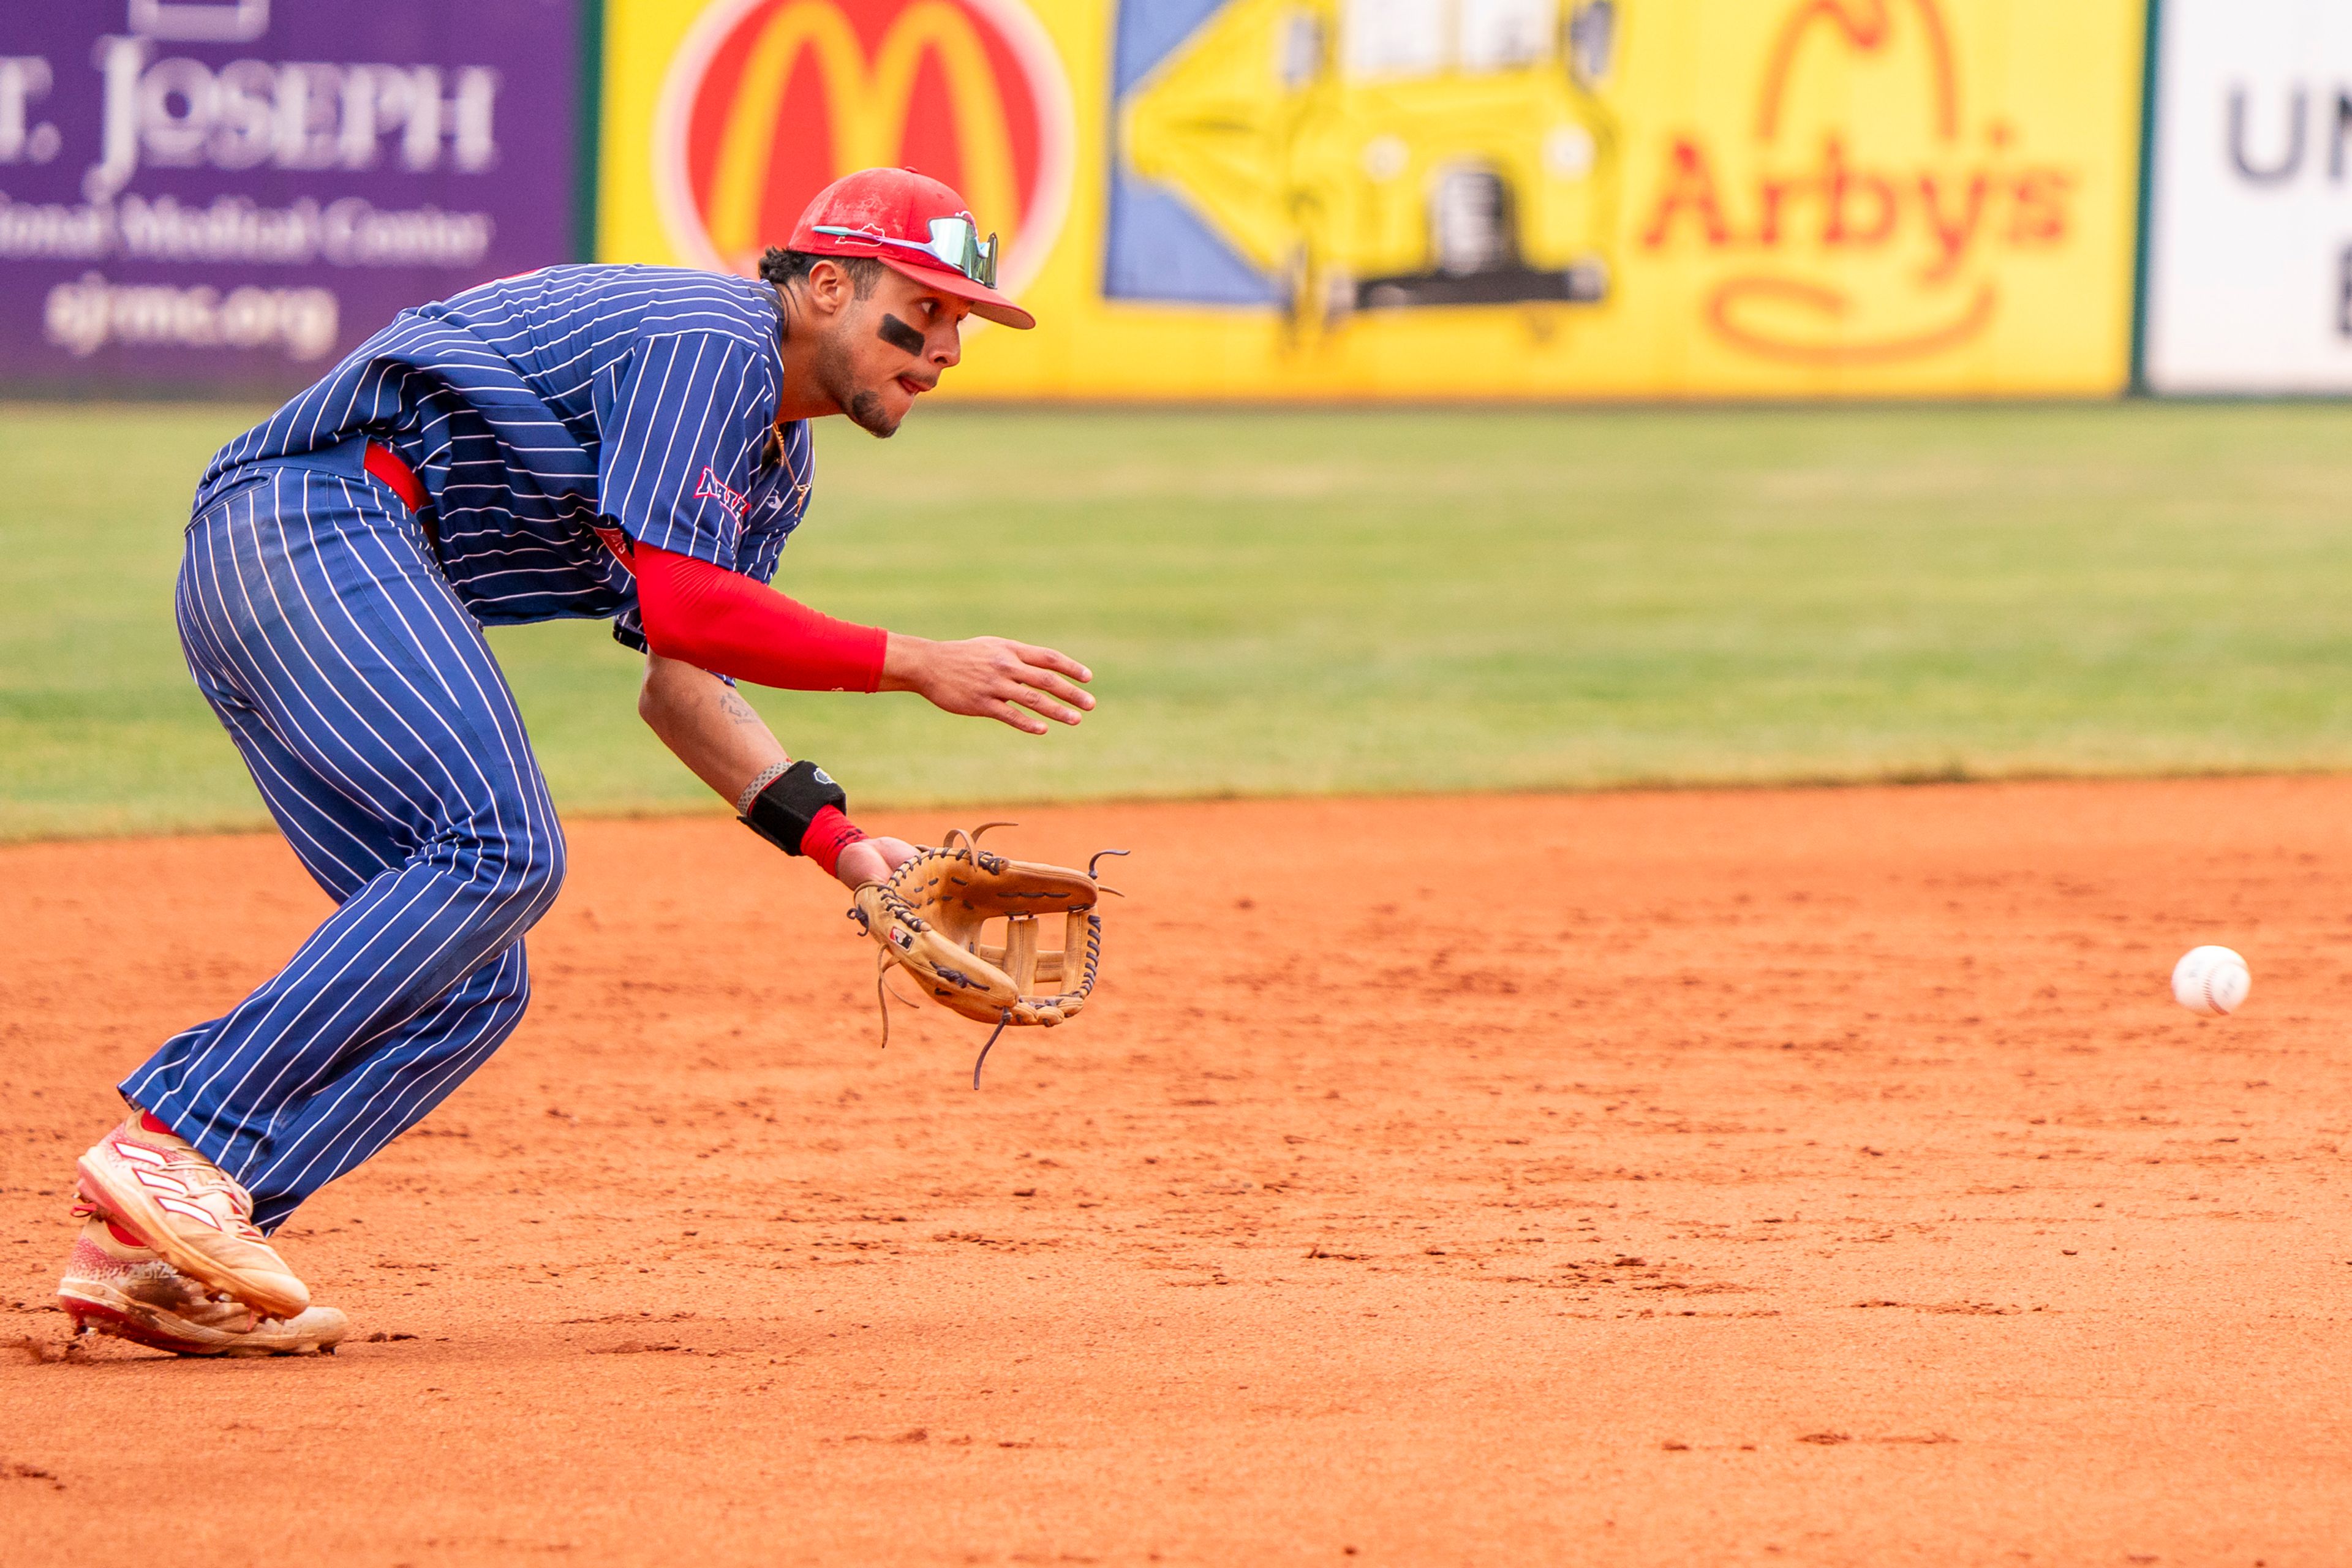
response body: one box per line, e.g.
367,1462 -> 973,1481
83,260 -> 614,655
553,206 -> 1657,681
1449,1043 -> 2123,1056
363,440 -> 439,554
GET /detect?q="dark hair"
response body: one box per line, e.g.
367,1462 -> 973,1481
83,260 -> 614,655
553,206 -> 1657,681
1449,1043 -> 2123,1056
757,247 -> 886,295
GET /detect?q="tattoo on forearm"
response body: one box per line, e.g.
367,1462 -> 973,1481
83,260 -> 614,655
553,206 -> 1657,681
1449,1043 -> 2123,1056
718,687 -> 764,726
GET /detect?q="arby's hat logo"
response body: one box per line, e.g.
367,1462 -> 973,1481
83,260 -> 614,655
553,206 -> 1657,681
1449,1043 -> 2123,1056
653,0 -> 1072,298
1642,0 -> 2079,367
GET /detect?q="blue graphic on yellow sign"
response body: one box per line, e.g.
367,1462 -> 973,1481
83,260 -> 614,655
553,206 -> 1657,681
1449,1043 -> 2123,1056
1107,0 -> 1624,328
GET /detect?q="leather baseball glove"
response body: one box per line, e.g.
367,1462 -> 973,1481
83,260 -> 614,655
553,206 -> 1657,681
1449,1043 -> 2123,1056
848,824 -> 1126,1086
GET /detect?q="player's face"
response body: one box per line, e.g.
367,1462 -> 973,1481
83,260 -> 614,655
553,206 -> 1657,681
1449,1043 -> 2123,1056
820,268 -> 970,439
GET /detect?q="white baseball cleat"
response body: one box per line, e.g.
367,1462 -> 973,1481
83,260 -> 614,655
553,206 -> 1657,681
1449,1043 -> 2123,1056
57,1208 -> 346,1357
74,1111 -> 310,1320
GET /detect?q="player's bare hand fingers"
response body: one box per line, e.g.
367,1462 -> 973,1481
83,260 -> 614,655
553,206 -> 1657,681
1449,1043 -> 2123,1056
983,693 -> 1047,734
1016,664 -> 1093,712
1011,643 -> 1091,685
1008,672 -> 1087,722
835,840 -> 892,888
1005,683 -> 1084,727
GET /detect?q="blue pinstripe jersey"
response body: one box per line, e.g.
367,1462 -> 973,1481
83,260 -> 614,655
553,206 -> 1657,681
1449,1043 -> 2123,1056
196,264 -> 815,651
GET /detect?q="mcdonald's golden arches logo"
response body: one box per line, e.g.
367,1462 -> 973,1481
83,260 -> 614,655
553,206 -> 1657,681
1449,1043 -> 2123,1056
654,0 -> 1073,296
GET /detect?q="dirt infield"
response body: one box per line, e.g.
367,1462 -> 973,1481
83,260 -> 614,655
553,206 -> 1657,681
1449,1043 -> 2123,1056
4,780 -> 2351,1565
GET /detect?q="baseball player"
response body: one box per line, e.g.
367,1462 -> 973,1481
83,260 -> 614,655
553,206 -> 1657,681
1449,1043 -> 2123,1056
55,168 -> 1092,1357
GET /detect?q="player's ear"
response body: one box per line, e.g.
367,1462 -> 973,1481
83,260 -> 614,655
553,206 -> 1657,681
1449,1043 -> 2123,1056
805,259 -> 853,318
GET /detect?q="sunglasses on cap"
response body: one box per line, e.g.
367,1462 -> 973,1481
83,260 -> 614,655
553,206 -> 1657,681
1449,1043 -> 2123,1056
812,216 -> 1000,289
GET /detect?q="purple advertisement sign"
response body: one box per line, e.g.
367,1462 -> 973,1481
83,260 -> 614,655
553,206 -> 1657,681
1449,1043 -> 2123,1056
0,0 -> 581,394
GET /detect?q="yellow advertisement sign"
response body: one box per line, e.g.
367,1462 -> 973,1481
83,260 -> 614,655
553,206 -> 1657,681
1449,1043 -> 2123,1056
600,0 -> 2146,398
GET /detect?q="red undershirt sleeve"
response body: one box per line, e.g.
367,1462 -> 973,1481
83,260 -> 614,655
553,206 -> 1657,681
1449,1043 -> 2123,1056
623,538 -> 888,693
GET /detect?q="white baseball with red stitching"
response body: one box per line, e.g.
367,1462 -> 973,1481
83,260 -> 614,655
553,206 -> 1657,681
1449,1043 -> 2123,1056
2171,946 -> 2251,1017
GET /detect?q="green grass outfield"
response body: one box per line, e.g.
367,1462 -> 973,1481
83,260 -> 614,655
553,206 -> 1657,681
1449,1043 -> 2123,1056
6,399 -> 2352,840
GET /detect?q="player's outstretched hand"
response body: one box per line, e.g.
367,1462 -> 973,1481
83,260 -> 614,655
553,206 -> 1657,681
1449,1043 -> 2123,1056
835,835 -> 918,891
881,634 -> 1095,735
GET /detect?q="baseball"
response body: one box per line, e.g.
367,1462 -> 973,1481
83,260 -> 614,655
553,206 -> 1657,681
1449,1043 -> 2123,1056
2170,945 -> 2251,1017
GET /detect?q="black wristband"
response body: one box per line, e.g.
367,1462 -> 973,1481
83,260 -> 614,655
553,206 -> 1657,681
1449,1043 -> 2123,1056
739,760 -> 848,855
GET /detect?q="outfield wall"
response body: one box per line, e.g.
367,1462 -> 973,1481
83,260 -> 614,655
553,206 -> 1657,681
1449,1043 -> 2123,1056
0,1 -> 586,396
2,0 -> 2346,398
2141,0 -> 2352,394
600,0 -> 2147,399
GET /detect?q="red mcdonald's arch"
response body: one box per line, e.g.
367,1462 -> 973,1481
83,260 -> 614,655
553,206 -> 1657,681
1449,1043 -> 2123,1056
653,0 -> 1072,293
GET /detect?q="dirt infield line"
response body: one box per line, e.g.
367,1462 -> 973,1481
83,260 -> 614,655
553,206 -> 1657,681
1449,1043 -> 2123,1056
3,780 -> 2348,1564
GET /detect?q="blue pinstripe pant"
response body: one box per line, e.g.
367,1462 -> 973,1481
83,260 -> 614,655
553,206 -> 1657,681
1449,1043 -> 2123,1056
125,451 -> 566,1232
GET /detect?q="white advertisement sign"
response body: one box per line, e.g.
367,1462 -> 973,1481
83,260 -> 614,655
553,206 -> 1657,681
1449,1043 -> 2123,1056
2144,0 -> 2352,392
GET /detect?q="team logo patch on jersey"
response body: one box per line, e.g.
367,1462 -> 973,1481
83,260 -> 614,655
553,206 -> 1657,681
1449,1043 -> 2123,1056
693,466 -> 750,518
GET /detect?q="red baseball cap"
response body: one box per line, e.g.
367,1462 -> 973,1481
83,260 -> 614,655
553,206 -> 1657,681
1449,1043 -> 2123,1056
787,168 -> 1035,330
